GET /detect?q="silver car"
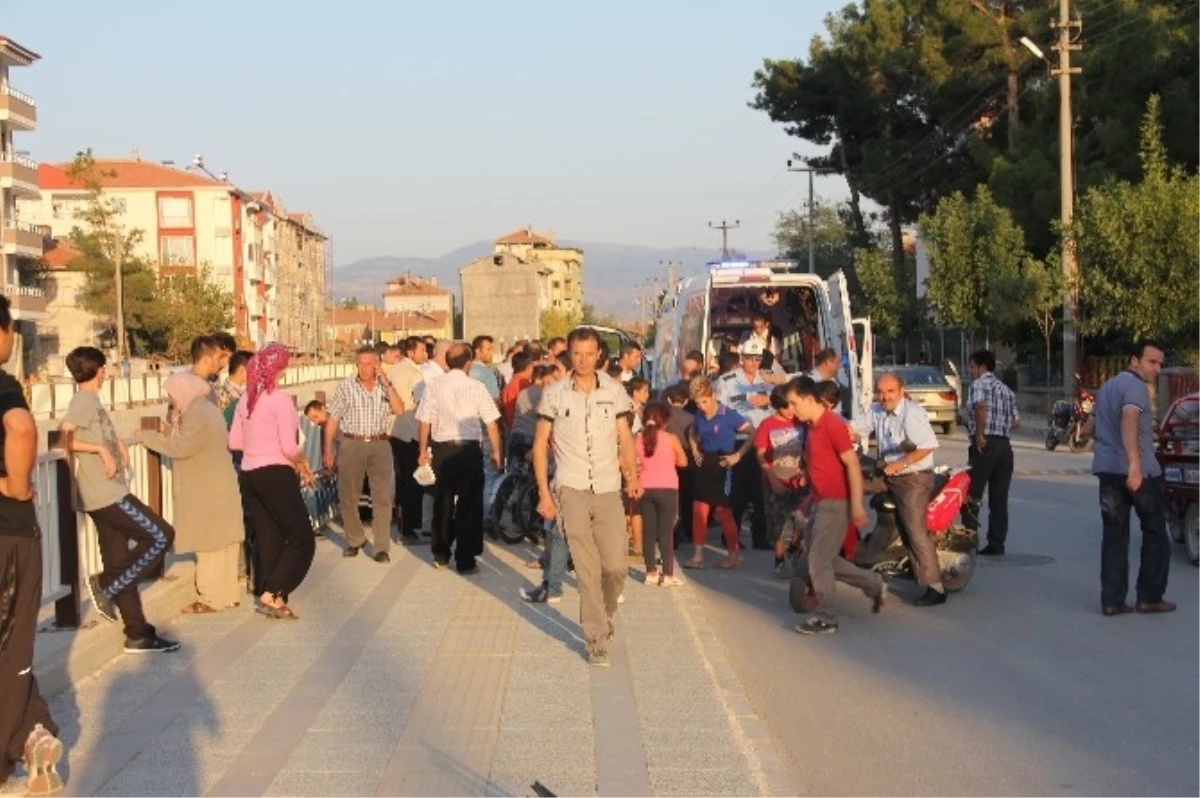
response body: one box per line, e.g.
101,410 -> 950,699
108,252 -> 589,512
876,365 -> 960,434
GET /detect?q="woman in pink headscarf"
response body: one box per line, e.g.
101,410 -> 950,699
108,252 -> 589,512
229,343 -> 316,619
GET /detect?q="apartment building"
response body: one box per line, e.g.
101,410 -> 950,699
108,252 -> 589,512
459,227 -> 584,344
324,306 -> 449,353
382,274 -> 452,338
20,157 -> 327,357
0,35 -> 46,376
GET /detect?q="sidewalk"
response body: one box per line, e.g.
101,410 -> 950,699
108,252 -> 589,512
45,532 -> 793,797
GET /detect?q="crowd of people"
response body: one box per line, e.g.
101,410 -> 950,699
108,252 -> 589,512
0,274 -> 1181,794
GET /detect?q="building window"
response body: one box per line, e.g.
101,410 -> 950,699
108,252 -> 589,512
552,280 -> 561,289
158,196 -> 193,228
160,235 -> 195,266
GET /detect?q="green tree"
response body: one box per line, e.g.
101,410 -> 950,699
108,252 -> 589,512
539,308 -> 583,342
854,247 -> 915,340
1072,94 -> 1200,347
65,150 -> 160,357
920,185 -> 1028,339
148,266 -> 235,361
991,254 -> 1061,374
773,202 -> 856,280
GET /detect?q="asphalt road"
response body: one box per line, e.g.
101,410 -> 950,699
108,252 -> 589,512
687,437 -> 1198,797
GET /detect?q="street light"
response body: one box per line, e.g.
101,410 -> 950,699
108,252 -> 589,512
1019,36 -> 1045,61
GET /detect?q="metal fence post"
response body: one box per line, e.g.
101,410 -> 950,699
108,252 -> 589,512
46,430 -> 81,629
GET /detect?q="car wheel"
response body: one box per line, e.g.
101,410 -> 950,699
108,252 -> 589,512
1184,503 -> 1199,566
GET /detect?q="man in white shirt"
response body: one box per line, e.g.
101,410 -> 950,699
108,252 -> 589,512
389,337 -> 428,544
417,343 -> 502,573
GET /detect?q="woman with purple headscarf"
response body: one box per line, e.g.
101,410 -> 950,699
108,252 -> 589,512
229,343 -> 316,619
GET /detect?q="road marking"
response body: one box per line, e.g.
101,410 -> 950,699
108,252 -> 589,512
592,624 -> 653,797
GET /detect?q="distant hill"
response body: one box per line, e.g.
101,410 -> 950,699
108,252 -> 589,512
333,240 -> 779,317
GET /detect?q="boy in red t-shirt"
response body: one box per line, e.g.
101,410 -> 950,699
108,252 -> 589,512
754,384 -> 807,577
786,378 -> 885,635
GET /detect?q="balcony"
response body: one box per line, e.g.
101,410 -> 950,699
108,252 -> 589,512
0,153 -> 39,197
0,85 -> 36,130
1,220 -> 43,258
1,284 -> 47,319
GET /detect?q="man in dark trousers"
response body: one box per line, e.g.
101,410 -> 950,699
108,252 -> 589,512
963,350 -> 1019,556
417,343 -> 503,573
0,296 -> 65,796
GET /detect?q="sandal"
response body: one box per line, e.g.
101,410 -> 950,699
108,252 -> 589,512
682,558 -> 705,570
256,604 -> 299,621
661,575 -> 684,587
644,571 -> 659,586
714,557 -> 742,570
181,601 -> 217,614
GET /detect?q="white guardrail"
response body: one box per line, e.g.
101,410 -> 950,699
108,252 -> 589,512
29,363 -> 355,420
35,413 -> 330,618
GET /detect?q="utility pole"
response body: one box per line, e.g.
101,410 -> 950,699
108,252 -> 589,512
1052,0 -> 1081,396
708,220 -> 740,259
113,237 -> 126,363
787,160 -> 833,274
660,259 -> 677,295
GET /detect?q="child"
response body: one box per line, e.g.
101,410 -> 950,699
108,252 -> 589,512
755,383 -> 808,579
637,400 -> 688,586
785,379 -> 885,635
814,379 -> 859,560
684,376 -> 754,570
624,377 -> 651,555
60,347 -> 179,653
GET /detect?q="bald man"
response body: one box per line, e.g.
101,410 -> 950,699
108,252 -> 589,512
849,371 -> 947,606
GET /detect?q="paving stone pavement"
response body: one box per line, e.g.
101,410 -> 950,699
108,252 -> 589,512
49,533 -> 792,797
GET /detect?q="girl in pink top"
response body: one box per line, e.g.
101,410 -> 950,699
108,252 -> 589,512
229,344 -> 316,620
636,400 -> 688,586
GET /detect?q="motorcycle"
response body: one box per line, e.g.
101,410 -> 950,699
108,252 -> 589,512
789,458 -> 977,613
1046,374 -> 1094,451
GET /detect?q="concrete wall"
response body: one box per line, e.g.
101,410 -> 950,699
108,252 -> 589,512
461,264 -> 541,345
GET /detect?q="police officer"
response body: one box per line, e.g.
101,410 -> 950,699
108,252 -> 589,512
716,339 -> 774,549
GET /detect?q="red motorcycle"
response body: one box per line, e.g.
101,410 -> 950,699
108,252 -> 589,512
1046,375 -> 1095,452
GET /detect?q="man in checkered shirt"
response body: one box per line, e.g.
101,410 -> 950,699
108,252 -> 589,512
964,350 -> 1020,556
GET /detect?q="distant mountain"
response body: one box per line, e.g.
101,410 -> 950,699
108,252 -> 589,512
333,240 -> 779,317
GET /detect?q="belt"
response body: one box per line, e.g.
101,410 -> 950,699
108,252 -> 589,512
342,433 -> 389,442
432,439 -> 482,447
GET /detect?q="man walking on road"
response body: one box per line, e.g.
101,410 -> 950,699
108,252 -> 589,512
0,296 -> 65,796
850,372 -> 947,606
324,347 -> 406,563
1086,338 -> 1175,617
417,343 -> 503,573
963,350 -> 1019,556
534,327 -> 643,667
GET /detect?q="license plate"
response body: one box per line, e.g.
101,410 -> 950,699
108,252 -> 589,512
1165,467 -> 1182,482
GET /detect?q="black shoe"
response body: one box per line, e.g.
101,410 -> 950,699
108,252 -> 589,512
124,634 -> 181,654
87,575 -> 118,624
978,544 -> 1005,556
795,618 -> 838,635
343,546 -> 360,558
373,551 -> 391,564
457,563 -> 480,575
433,558 -> 450,570
914,587 -> 948,607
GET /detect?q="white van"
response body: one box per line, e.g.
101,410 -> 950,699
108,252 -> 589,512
651,260 -> 872,422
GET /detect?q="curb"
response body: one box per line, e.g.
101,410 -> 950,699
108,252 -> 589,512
34,560 -> 198,699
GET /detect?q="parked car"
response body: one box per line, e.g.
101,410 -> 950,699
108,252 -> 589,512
875,365 -> 959,434
1157,392 -> 1198,565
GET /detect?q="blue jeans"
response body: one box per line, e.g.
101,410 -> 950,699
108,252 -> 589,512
1098,474 -> 1169,607
543,519 -> 568,596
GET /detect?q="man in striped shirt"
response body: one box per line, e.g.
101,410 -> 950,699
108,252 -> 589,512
964,350 -> 1020,556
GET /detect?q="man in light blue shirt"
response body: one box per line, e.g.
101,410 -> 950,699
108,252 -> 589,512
849,371 -> 947,605
714,338 -> 775,548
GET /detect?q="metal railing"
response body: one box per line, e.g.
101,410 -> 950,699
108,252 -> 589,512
1,285 -> 46,299
1,219 -> 42,234
0,84 -> 36,105
0,152 -> 37,168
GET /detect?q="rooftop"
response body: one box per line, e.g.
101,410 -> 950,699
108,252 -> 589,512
495,227 -> 556,247
40,239 -> 79,270
39,159 -> 225,191
0,36 -> 40,66
384,275 -> 449,296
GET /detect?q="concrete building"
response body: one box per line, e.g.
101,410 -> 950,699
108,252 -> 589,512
382,274 -> 453,338
459,227 -> 583,344
19,160 -> 326,356
0,35 -> 46,376
324,306 -> 450,353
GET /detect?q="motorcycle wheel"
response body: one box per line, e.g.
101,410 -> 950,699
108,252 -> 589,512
1184,503 -> 1199,566
940,548 -> 977,593
1045,430 -> 1059,451
491,476 -> 528,545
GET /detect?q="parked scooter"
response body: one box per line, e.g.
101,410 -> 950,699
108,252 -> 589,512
1046,374 -> 1095,451
789,456 -> 977,614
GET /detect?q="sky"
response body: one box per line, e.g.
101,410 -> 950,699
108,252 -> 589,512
6,0 -> 853,265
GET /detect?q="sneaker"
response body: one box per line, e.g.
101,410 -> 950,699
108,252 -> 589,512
123,634 -> 181,654
22,724 -> 63,797
794,617 -> 838,636
587,650 -> 611,668
773,561 -> 791,580
519,585 -> 562,604
86,575 -> 118,624
373,551 -> 391,564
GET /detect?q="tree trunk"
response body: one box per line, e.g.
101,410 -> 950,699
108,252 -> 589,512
1002,8 -> 1019,156
838,133 -> 870,248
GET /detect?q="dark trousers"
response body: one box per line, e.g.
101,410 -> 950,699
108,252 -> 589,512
0,534 -> 57,782
731,453 -> 768,547
639,488 -> 679,576
242,466 -> 317,600
89,495 -> 175,640
1099,474 -> 1170,607
231,451 -> 259,592
963,437 -> 1014,548
431,441 -> 484,571
886,470 -> 941,587
674,466 -> 696,548
390,438 -> 423,537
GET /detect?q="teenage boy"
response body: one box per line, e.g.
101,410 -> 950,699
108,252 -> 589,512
755,384 -> 807,578
786,378 -> 885,635
61,347 -> 179,653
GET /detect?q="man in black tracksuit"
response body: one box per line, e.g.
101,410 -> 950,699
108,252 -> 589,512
0,296 -> 65,795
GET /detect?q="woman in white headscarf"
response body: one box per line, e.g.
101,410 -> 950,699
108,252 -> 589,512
140,371 -> 245,613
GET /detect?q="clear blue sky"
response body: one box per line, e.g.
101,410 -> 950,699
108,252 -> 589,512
7,1 -> 851,265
